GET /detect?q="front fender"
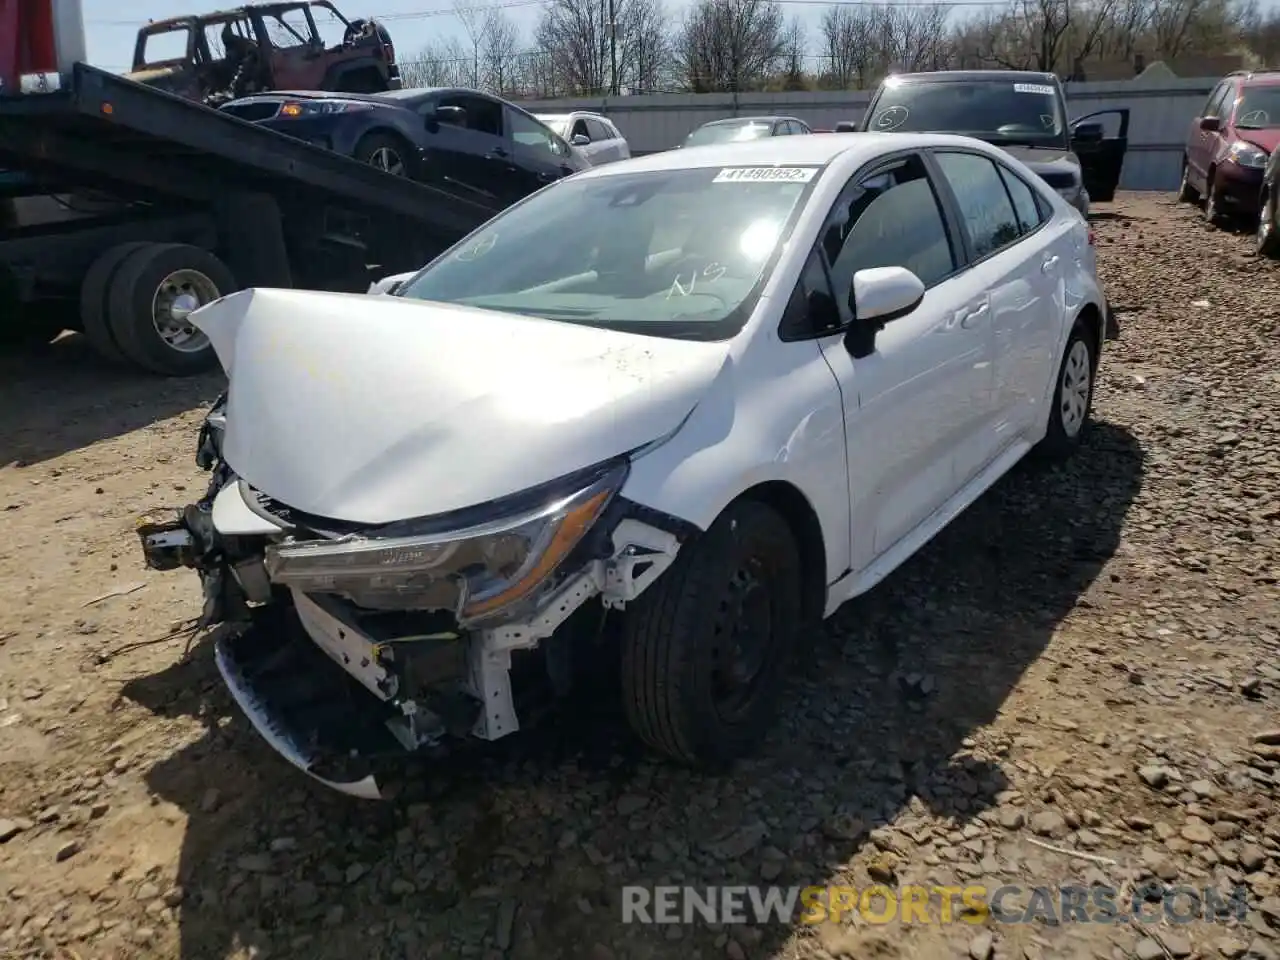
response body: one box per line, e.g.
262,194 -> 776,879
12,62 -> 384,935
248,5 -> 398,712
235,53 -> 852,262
620,336 -> 851,587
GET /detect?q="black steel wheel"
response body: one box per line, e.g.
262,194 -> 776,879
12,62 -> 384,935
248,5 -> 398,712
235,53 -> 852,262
79,241 -> 153,364
620,499 -> 802,766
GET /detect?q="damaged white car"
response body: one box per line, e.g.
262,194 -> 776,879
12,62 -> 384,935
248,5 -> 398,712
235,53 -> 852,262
137,133 -> 1116,799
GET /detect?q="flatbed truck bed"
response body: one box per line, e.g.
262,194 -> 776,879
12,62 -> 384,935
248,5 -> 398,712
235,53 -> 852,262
0,62 -> 493,374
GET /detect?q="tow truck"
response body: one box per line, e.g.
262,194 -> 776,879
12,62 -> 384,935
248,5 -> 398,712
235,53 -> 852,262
0,0 -> 488,375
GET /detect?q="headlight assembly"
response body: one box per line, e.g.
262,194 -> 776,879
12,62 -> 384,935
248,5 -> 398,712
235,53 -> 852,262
1228,141 -> 1269,169
263,460 -> 628,624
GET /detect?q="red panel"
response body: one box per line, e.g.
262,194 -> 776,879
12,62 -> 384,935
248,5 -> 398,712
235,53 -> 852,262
0,0 -> 59,93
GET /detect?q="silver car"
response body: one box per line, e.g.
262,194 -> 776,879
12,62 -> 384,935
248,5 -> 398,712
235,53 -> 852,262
535,111 -> 631,165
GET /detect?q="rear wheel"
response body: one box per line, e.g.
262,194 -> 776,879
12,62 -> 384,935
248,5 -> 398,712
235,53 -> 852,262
353,132 -> 411,177
1035,319 -> 1097,461
619,499 -> 802,766
79,241 -> 153,364
1176,158 -> 1199,203
106,243 -> 234,376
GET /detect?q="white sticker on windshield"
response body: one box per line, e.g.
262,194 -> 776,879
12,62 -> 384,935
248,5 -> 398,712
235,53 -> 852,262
1014,83 -> 1056,95
713,166 -> 817,183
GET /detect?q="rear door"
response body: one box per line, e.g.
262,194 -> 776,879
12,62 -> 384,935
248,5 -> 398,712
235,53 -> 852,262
1070,108 -> 1130,203
586,117 -> 619,162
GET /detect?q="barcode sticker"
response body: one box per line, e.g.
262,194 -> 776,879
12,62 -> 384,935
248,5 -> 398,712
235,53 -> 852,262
1014,83 -> 1056,95
713,166 -> 817,183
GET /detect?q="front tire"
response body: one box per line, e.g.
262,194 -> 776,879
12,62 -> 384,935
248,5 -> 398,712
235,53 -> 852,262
1177,158 -> 1199,203
1036,319 -> 1097,461
620,499 -> 802,766
353,132 -> 412,177
1203,170 -> 1225,226
1257,187 -> 1280,258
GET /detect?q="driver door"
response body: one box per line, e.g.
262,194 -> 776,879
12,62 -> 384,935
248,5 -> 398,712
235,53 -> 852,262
1069,108 -> 1130,203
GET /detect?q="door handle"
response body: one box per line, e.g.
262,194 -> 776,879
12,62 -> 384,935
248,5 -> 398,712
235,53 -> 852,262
1041,255 -> 1060,273
487,147 -> 509,160
958,302 -> 989,328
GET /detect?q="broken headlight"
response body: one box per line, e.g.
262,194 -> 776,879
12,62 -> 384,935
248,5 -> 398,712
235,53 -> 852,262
263,461 -> 626,624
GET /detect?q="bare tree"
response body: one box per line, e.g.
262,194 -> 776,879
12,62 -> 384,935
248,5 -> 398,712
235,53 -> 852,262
454,0 -> 486,87
482,7 -> 522,94
817,5 -> 875,89
535,0 -> 609,93
673,0 -> 786,92
401,37 -> 471,86
780,17 -> 807,89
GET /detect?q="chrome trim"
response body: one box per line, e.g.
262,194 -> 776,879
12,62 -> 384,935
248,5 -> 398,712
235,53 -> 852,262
213,635 -> 382,800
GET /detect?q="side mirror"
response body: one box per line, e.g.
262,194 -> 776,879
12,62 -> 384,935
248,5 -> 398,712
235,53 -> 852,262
1071,121 -> 1104,143
835,121 -> 858,133
1199,115 -> 1221,132
428,105 -> 466,127
844,266 -> 924,357
571,133 -> 590,147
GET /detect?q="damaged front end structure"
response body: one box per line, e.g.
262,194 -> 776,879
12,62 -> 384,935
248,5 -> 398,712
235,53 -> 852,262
137,395 -> 685,798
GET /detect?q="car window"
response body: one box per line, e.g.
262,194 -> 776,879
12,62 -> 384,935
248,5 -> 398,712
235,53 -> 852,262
1204,82 -> 1231,121
866,78 -> 1067,146
780,247 -> 842,339
570,118 -> 591,141
262,7 -> 312,48
793,120 -> 811,134
140,27 -> 190,65
934,151 -> 1023,259
995,164 -> 1046,234
396,165 -> 820,341
822,154 -> 957,300
1216,83 -> 1239,121
439,94 -> 503,137
587,118 -> 612,140
510,109 -> 570,159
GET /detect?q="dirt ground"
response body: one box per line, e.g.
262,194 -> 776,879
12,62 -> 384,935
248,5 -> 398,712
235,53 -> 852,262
0,192 -> 1277,960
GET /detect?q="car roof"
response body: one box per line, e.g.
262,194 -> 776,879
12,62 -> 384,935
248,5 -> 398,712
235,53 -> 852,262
575,131 -> 989,179
698,116 -> 795,127
884,69 -> 1059,85
1236,70 -> 1280,87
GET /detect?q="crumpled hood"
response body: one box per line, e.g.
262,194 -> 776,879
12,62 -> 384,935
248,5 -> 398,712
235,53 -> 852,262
193,288 -> 732,525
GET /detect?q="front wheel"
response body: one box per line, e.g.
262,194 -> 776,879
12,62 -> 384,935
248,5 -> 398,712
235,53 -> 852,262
1257,188 -> 1280,258
1035,319 -> 1097,461
353,132 -> 411,177
619,499 -> 803,766
1177,159 -> 1199,203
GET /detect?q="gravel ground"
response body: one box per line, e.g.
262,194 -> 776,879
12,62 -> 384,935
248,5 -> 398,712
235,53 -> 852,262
0,191 -> 1277,960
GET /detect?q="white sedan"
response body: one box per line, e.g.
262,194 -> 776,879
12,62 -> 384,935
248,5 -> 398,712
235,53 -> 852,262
139,132 -> 1117,798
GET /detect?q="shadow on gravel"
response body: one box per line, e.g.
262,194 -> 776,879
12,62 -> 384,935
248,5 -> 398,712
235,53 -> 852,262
122,421 -> 1144,960
0,332 -> 222,467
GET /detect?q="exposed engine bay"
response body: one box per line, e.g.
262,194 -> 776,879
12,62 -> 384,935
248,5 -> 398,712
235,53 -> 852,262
137,393 -> 688,799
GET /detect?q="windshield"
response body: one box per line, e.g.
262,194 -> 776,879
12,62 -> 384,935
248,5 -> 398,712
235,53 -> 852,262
396,165 -> 821,341
1236,87 -> 1280,128
683,120 -> 774,147
867,79 -> 1067,145
537,115 -> 571,137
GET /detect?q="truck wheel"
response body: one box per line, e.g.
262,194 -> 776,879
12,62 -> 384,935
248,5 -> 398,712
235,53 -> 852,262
619,499 -> 802,766
354,132 -> 411,177
80,241 -> 152,364
106,243 -> 235,376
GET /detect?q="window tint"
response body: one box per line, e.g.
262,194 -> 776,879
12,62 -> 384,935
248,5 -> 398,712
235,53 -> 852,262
996,164 -> 1046,234
586,118 -> 612,140
509,109 -> 568,158
794,120 -> 811,133
441,94 -> 503,137
1204,82 -> 1230,120
822,154 -> 956,296
934,152 -> 1022,258
570,118 -> 590,141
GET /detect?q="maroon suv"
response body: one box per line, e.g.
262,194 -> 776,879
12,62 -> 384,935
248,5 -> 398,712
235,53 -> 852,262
1179,70 -> 1280,224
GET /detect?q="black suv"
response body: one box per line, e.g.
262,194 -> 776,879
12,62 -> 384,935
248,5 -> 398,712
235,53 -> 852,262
859,70 -> 1129,216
